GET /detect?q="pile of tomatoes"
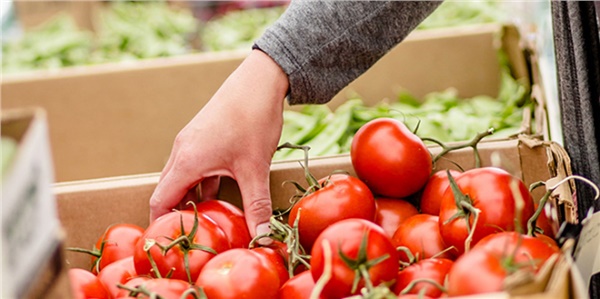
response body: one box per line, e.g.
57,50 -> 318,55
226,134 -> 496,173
68,118 -> 562,299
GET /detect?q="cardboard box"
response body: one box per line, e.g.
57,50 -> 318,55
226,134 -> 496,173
52,136 -> 583,298
1,107 -> 63,298
1,24 -> 537,183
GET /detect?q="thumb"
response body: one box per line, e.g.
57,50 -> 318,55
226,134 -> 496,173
149,168 -> 199,222
236,171 -> 273,239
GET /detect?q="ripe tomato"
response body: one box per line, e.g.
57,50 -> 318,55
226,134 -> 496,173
310,218 -> 399,299
420,169 -> 462,215
185,199 -> 252,249
392,214 -> 457,263
97,256 -> 137,298
251,246 -> 290,287
393,258 -> 453,298
114,276 -> 151,298
374,197 -> 419,238
116,278 -> 198,299
133,210 -> 230,282
288,173 -> 376,251
68,268 -> 110,299
473,231 -> 560,273
446,248 -> 508,296
534,202 -> 557,239
351,118 -> 432,198
91,223 -> 145,274
195,248 -> 280,299
438,167 -> 535,254
279,270 -> 325,299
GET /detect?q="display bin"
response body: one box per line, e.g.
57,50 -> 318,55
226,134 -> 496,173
1,24 -> 542,182
52,136 -> 585,298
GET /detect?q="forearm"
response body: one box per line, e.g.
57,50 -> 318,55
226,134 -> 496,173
255,1 -> 442,105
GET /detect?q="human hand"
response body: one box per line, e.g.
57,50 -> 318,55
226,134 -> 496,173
149,50 -> 289,238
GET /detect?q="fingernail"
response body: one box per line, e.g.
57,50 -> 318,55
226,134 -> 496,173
255,223 -> 273,246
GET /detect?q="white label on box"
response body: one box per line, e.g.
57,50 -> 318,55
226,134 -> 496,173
574,211 -> 600,295
1,111 -> 60,298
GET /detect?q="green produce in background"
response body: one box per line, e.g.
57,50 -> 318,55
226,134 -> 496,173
419,0 -> 507,30
275,62 -> 532,161
2,0 -> 508,74
91,1 -> 197,63
2,15 -> 93,74
200,6 -> 287,52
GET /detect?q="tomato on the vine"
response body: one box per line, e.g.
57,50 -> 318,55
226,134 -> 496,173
438,167 -> 535,254
393,258 -> 453,298
116,277 -> 198,299
392,214 -> 457,263
185,199 -> 252,249
420,169 -> 462,215
351,118 -> 432,198
374,197 -> 419,238
195,248 -> 281,299
89,223 -> 145,274
251,246 -> 290,287
133,210 -> 230,282
97,256 -> 137,298
473,231 -> 560,273
288,173 -> 376,251
279,270 -> 325,299
68,268 -> 110,299
310,218 -> 399,299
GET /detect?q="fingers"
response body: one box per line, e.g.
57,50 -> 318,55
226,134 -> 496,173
149,167 -> 200,222
236,171 -> 274,239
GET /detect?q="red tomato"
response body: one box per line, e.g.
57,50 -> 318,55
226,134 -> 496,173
393,258 -> 453,298
392,214 -> 457,263
473,231 -> 560,273
310,218 -> 399,299
185,199 -> 252,249
252,246 -> 290,287
91,223 -> 145,274
68,268 -> 110,299
114,276 -> 151,298
438,167 -> 535,254
420,169 -> 462,215
287,173 -> 376,251
133,210 -> 230,282
446,248 -> 508,296
115,278 -> 197,299
195,248 -> 280,299
351,118 -> 432,198
374,197 -> 419,238
534,202 -> 557,239
279,270 -> 325,299
97,256 -> 137,298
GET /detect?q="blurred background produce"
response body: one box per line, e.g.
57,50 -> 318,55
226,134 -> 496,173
2,0 -> 511,74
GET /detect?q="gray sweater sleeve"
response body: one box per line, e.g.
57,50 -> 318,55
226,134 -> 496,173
254,1 -> 442,105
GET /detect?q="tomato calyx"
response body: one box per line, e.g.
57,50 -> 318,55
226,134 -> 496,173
144,203 -> 217,283
444,170 -> 481,253
249,213 -> 311,277
338,230 -> 391,294
423,128 -> 494,168
277,142 -> 349,205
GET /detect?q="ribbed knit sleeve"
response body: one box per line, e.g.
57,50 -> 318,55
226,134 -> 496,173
254,1 -> 442,105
